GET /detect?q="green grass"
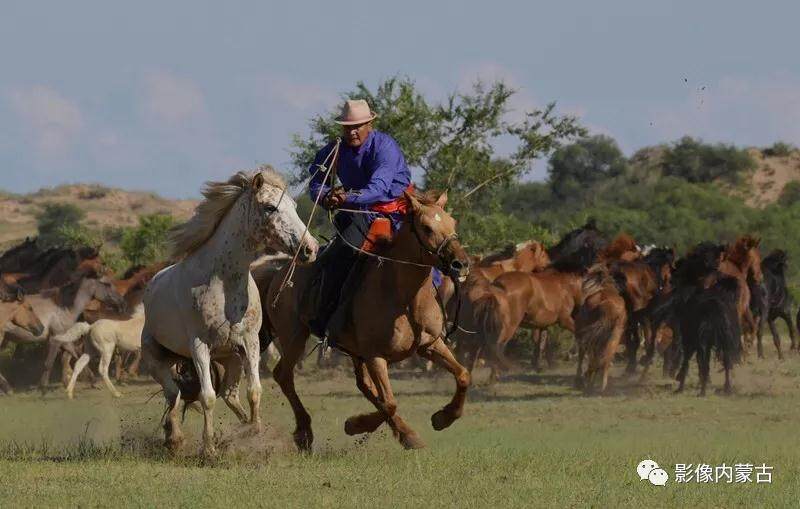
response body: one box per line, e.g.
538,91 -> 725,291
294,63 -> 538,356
1,352 -> 799,508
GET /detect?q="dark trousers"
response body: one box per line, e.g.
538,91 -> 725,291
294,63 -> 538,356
309,212 -> 372,336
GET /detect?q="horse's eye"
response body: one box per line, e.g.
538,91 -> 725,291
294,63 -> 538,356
265,205 -> 278,213
423,224 -> 433,234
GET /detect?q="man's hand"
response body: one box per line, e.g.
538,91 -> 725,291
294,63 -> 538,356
323,187 -> 347,209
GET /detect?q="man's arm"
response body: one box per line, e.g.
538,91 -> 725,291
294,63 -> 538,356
308,143 -> 335,202
343,139 -> 406,206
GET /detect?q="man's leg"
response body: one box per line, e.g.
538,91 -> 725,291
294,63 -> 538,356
308,212 -> 371,338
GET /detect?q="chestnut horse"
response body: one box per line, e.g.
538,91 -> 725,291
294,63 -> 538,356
575,264 -> 627,394
0,297 -> 46,393
719,235 -> 762,355
265,191 -> 471,450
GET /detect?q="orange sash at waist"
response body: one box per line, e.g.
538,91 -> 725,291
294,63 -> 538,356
368,184 -> 415,214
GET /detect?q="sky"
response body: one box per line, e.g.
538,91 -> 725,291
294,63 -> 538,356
2,1 -> 799,197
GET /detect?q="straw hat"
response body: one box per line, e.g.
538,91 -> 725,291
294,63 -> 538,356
335,99 -> 378,125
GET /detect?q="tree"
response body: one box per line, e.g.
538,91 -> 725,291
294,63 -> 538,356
120,214 -> 175,267
548,135 -> 628,199
661,136 -> 755,184
289,76 -> 584,252
36,202 -> 87,247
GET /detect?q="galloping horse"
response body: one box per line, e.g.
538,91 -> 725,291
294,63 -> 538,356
719,235 -> 762,355
575,264 -> 627,394
142,168 -> 318,456
475,241 -> 551,280
265,191 -> 471,451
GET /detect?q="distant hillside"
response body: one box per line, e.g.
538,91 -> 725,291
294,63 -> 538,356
741,148 -> 800,207
0,184 -> 197,249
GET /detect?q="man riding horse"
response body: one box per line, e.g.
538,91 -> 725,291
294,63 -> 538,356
308,99 -> 412,339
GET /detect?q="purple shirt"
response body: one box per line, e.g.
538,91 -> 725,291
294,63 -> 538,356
308,131 -> 412,208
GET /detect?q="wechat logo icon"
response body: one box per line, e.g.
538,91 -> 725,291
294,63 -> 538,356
638,459 -> 669,486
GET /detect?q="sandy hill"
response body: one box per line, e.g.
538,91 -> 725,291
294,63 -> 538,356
742,148 -> 800,207
0,184 -> 197,249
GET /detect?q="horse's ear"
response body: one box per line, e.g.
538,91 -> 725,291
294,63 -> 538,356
754,237 -> 762,247
435,191 -> 448,208
252,173 -> 264,191
404,190 -> 421,212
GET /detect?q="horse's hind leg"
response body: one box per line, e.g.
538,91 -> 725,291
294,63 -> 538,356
98,345 -> 122,398
273,328 -> 313,451
364,356 -> 424,450
344,358 -> 386,436
418,339 -> 470,431
768,318 -> 783,360
781,310 -> 797,351
142,332 -> 183,450
219,356 -> 249,424
66,353 -> 91,399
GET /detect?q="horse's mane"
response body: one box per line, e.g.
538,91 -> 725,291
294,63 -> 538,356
479,244 -> 516,265
582,264 -> 623,300
600,233 -> 638,260
724,235 -> 759,268
170,167 -> 286,259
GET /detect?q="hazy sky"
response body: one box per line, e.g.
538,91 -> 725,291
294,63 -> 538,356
2,1 -> 799,197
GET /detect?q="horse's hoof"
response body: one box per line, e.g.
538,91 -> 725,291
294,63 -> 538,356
66,392 -> 74,400
165,436 -> 184,451
112,392 -> 122,398
400,432 -> 426,450
293,428 -> 313,452
201,445 -> 218,459
249,422 -> 263,436
431,410 -> 457,431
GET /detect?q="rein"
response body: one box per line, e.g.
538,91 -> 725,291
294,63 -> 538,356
271,138 -> 341,308
327,209 -> 463,341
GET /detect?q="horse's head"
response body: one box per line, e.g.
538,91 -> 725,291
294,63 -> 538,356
404,190 -> 470,281
9,299 -> 45,336
250,169 -> 319,263
514,241 -> 551,272
82,277 -> 127,313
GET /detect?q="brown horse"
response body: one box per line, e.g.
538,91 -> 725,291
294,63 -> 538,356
455,253 -> 587,380
598,233 -> 641,263
475,241 -> 551,280
575,265 -> 627,394
264,191 -> 471,450
719,236 -> 762,354
0,298 -> 46,393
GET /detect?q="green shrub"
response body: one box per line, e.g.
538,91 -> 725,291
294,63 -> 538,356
661,136 -> 756,184
36,203 -> 87,247
763,141 -> 796,157
120,214 -> 175,267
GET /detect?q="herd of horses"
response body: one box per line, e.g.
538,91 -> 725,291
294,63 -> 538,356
1,167 -> 797,454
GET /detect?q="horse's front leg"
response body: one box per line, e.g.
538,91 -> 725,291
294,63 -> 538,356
190,338 -> 217,457
364,356 -> 425,450
418,338 -> 470,431
344,358 -> 387,436
242,333 -> 263,434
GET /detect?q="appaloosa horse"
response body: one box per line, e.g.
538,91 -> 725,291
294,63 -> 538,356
141,168 -> 317,456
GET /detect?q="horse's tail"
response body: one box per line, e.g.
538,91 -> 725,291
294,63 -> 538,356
473,291 -> 510,369
51,322 -> 91,345
578,306 -> 616,362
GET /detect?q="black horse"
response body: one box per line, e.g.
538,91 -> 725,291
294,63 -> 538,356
753,250 -> 796,358
676,275 -> 742,395
547,218 -> 608,263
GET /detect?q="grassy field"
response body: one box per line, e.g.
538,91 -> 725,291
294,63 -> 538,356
1,350 -> 799,508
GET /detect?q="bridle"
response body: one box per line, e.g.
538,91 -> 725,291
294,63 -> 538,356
409,211 -> 460,272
